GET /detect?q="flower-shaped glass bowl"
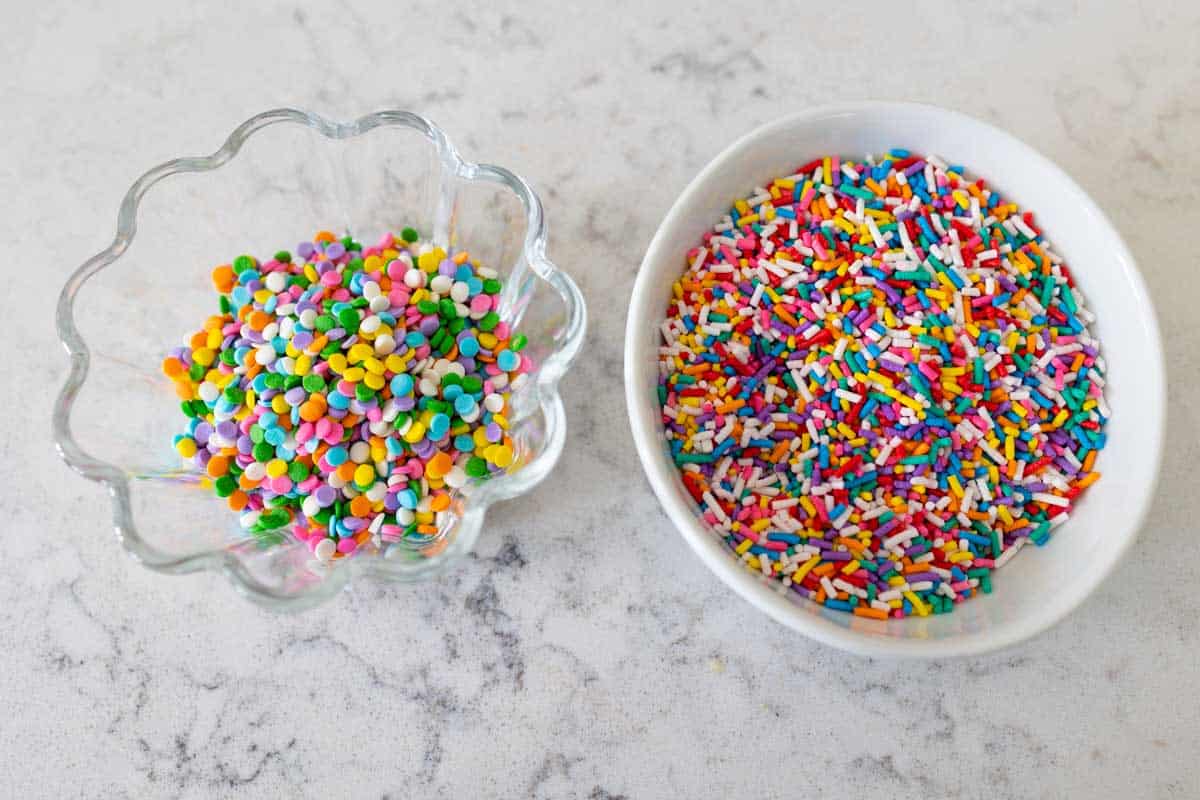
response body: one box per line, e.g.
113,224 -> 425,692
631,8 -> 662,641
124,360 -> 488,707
54,109 -> 586,609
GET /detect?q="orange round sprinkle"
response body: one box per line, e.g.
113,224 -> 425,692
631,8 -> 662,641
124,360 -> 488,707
206,456 -> 229,478
349,495 -> 372,517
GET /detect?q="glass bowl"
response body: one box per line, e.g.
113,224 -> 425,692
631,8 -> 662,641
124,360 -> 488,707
53,109 -> 586,610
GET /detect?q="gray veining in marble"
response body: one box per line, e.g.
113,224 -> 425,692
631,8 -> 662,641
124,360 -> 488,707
2,1 -> 1199,797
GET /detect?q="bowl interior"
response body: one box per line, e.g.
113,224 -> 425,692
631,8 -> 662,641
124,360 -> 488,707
626,103 -> 1164,656
65,112 -> 578,600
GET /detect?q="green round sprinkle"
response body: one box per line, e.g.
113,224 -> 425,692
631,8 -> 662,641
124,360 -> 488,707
189,399 -> 209,417
180,400 -> 197,418
355,383 -> 375,402
392,411 -> 412,430
188,362 -> 206,382
417,300 -> 439,315
233,255 -> 255,271
465,456 -> 489,478
401,227 -> 419,243
441,373 -> 462,387
302,374 -> 326,393
462,375 -> 483,394
510,334 -> 528,352
259,508 -> 290,529
252,442 -> 275,462
264,373 -> 286,389
479,312 -> 500,332
315,314 -> 336,332
213,475 -> 237,498
274,250 -> 292,263
218,296 -> 232,313
483,278 -> 502,295
249,425 -> 265,444
219,348 -> 237,366
338,308 -> 360,331
449,318 -> 467,335
223,386 -> 245,404
439,298 -> 458,318
287,461 -> 309,482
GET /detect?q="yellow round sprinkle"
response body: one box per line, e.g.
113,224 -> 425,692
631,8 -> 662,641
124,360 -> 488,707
403,422 -> 426,444
490,445 -> 514,467
353,464 -> 375,486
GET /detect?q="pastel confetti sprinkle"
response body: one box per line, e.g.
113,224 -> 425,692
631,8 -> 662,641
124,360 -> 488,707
163,229 -> 531,561
657,151 -> 1108,618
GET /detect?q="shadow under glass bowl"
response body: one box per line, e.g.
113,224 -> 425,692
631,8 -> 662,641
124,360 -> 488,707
54,108 -> 586,610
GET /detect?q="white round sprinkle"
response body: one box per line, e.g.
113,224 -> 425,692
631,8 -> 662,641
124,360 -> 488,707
350,441 -> 371,463
244,462 -> 267,481
299,309 -> 318,329
265,272 -> 287,292
314,538 -> 336,561
430,275 -> 452,294
360,315 -> 381,333
369,295 -> 390,313
363,281 -> 381,299
197,381 -> 219,403
261,322 -> 279,340
419,378 -> 439,396
484,393 -> 505,413
445,466 -> 467,489
302,495 -> 321,517
375,334 -> 396,355
450,281 -> 470,303
404,269 -> 425,288
255,345 -> 276,365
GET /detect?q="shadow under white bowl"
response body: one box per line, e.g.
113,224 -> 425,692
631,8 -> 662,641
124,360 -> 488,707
625,101 -> 1164,657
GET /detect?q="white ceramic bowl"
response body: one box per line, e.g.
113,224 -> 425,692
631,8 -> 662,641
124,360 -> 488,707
625,102 -> 1164,657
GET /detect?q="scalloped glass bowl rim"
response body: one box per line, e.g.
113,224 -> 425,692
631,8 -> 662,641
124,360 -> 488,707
53,108 -> 586,611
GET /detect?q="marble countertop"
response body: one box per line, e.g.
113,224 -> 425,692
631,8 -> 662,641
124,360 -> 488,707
4,1 -> 1199,797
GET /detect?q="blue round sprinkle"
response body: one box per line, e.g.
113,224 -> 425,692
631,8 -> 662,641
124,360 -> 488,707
459,337 -> 480,357
391,374 -> 414,396
429,413 -> 451,440
454,394 -> 476,415
326,446 -> 348,466
497,349 -> 519,371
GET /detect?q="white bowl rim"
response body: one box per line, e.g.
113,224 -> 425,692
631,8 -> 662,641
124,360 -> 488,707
624,100 -> 1166,658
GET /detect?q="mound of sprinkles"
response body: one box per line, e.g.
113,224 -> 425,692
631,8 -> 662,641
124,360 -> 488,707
658,151 -> 1109,618
163,229 -> 530,562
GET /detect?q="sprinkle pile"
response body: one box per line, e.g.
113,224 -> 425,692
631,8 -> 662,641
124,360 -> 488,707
658,151 -> 1108,618
162,229 -> 530,561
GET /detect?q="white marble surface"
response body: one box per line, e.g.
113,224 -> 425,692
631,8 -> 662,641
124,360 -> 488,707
3,1 -> 1199,797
